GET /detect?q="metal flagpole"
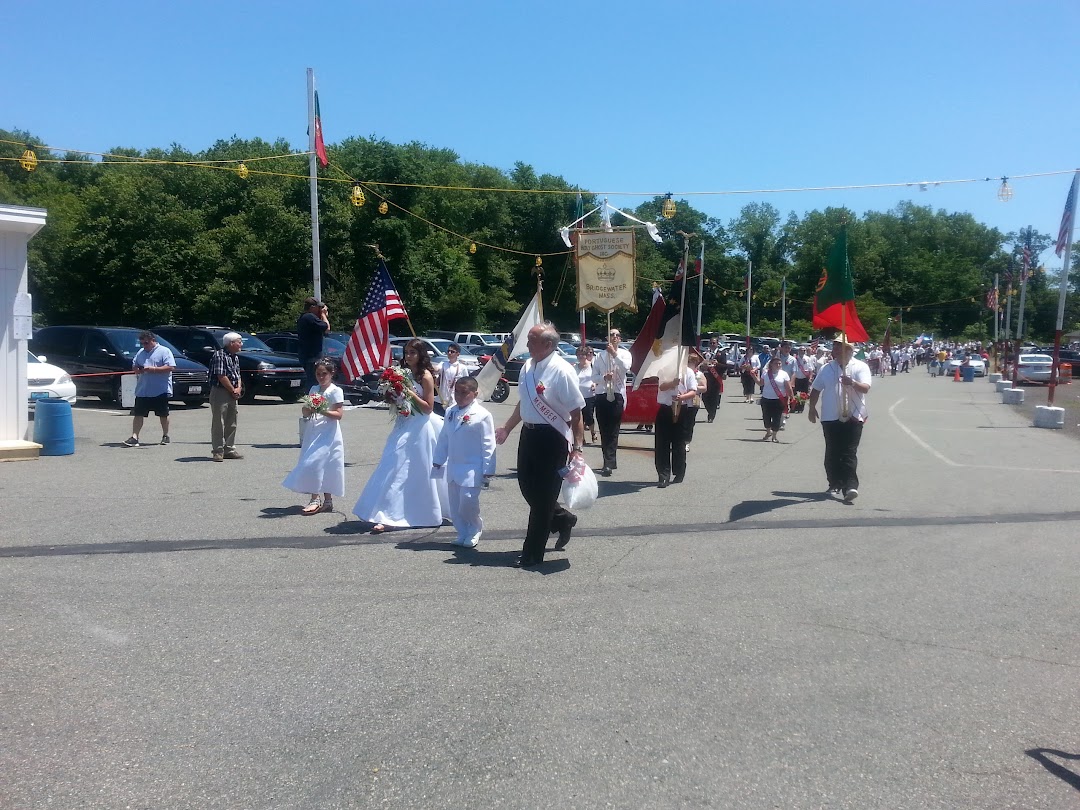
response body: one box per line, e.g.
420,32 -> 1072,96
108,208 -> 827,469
673,234 -> 692,422
745,258 -> 752,358
1004,269 -> 1014,384
781,276 -> 787,340
1015,250 -> 1030,386
306,68 -> 322,302
992,272 -> 999,372
695,240 -> 705,348
1049,171 -> 1078,406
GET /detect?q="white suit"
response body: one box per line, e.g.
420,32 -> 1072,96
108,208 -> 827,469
432,401 -> 497,546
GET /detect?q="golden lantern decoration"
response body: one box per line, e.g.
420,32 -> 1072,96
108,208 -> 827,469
661,192 -> 676,218
350,183 -> 366,207
20,147 -> 38,172
237,162 -> 249,180
469,242 -> 477,254
997,177 -> 1013,202
535,255 -> 543,267
378,200 -> 388,215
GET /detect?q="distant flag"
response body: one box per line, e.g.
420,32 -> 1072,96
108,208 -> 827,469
313,90 -> 329,167
743,264 -> 750,290
341,261 -> 407,379
473,290 -> 541,400
812,225 -> 869,342
986,288 -> 998,310
1055,172 -> 1078,257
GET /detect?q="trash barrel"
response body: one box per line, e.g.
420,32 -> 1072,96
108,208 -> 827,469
33,397 -> 75,456
1060,362 -> 1072,383
961,365 -> 976,382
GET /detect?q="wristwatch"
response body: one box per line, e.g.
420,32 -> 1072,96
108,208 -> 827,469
572,445 -> 583,453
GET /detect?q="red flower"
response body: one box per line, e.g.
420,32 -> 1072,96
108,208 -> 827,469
536,381 -> 546,395
461,414 -> 471,424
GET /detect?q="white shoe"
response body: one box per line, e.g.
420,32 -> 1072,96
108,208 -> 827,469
843,488 -> 859,502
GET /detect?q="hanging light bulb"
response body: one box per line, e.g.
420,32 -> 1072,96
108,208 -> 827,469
469,242 -> 477,254
378,200 -> 388,215
535,256 -> 543,267
350,183 -> 366,207
997,177 -> 1013,202
661,192 -> 676,218
20,147 -> 38,172
237,162 -> 249,180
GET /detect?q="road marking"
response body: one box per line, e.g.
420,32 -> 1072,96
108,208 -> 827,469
890,397 -> 1080,473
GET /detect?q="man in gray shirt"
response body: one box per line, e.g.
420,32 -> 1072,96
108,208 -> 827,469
123,331 -> 175,447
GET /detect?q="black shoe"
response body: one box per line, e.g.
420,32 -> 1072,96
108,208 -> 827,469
515,556 -> 543,569
600,466 -> 612,477
160,435 -> 170,445
554,514 -> 578,550
671,476 -> 684,484
122,436 -> 139,447
658,476 -> 669,488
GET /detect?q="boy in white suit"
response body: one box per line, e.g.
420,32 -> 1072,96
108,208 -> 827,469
432,376 -> 496,547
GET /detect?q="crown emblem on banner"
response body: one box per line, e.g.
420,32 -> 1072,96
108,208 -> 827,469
596,266 -> 617,282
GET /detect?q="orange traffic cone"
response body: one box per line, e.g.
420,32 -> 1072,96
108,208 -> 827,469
953,366 -> 961,381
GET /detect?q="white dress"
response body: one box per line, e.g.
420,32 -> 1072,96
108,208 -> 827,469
353,380 -> 449,527
283,384 -> 346,497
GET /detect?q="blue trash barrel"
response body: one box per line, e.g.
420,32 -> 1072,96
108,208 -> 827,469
961,365 -> 976,383
33,398 -> 75,456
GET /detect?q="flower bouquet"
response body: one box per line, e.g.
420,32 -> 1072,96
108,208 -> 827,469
378,366 -> 417,417
301,391 -> 331,416
789,391 -> 810,413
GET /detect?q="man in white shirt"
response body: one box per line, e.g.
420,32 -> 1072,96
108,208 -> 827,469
590,328 -> 632,477
435,343 -> 467,417
496,323 -> 585,568
808,335 -> 872,503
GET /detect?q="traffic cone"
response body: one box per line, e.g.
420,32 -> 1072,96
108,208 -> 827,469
953,366 -> 961,381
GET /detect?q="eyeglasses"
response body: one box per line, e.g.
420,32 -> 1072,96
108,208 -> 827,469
448,350 -> 459,355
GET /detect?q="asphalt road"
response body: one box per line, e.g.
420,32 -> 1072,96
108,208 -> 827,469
2,373 -> 1078,809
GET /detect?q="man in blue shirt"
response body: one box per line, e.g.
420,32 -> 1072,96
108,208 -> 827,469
296,297 -> 330,391
123,331 -> 176,447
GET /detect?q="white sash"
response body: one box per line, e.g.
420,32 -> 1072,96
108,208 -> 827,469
520,362 -> 574,447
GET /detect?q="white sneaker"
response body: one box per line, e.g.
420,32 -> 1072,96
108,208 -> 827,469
843,488 -> 859,502
464,534 -> 480,548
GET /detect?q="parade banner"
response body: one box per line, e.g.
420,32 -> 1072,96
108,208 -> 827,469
576,230 -> 637,313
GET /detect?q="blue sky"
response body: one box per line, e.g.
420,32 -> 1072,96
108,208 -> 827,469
5,0 -> 1078,267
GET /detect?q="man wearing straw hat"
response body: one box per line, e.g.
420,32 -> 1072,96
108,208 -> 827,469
807,335 -> 872,503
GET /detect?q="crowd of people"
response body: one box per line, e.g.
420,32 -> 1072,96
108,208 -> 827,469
122,300 -> 950,568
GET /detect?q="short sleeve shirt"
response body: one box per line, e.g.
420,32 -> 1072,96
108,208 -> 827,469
209,349 -> 242,389
812,358 -> 872,422
296,312 -> 326,361
760,369 -> 791,400
133,344 -> 175,397
656,367 -> 699,406
519,353 -> 585,424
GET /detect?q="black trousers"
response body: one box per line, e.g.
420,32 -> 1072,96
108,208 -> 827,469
794,377 -> 810,394
760,397 -> 784,431
517,423 -> 573,564
301,358 -> 318,392
593,393 -> 624,469
654,404 -> 689,480
821,419 -> 864,491
582,396 -> 596,433
702,374 -> 721,421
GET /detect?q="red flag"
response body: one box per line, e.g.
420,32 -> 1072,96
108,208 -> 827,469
313,90 -> 329,168
341,261 -> 408,379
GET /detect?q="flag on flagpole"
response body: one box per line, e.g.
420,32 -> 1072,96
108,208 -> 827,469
1022,243 -> 1032,281
1055,172 -> 1078,257
632,260 -> 697,389
986,289 -> 998,310
474,291 -> 542,400
341,261 -> 407,379
313,90 -> 329,168
812,226 -> 869,342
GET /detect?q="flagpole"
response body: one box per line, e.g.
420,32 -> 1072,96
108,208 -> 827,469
992,272 -> 999,372
745,258 -> 752,358
673,234 -> 692,421
781,276 -> 787,340
695,240 -> 705,348
1049,170 -> 1079,406
1015,250 -> 1030,387
306,68 -> 322,302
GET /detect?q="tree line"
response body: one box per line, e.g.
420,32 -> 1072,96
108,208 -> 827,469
2,127 -> 1076,343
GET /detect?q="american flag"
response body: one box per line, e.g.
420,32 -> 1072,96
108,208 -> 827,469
986,288 -> 998,310
341,261 -> 408,380
1056,172 -> 1079,257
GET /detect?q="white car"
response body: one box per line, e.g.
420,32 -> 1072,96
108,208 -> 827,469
1014,353 -> 1054,383
944,355 -> 986,377
27,351 -> 76,406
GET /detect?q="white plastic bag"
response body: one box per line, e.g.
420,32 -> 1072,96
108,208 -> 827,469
559,455 -> 598,510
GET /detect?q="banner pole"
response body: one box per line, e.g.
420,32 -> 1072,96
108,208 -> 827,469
1049,171 -> 1078,406
306,68 -> 322,302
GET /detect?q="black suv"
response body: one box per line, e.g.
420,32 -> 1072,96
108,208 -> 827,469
30,326 -> 210,405
256,331 -> 375,404
153,326 -> 305,402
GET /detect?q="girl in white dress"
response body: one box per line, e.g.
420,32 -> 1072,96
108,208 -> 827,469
283,358 -> 346,514
353,338 -> 449,533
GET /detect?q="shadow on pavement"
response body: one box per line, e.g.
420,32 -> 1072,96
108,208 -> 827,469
1025,748 -> 1080,792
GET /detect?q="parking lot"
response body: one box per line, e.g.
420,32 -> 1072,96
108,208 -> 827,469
3,376 -> 1080,809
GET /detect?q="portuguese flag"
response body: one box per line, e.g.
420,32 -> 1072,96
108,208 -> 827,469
812,226 -> 868,342
313,91 -> 329,168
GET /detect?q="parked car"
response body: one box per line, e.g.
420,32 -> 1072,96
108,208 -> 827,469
27,350 -> 76,406
388,336 -> 449,366
1014,353 -> 1054,383
153,326 -> 304,402
30,326 -> 210,406
944,354 -> 987,377
255,331 -> 372,404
